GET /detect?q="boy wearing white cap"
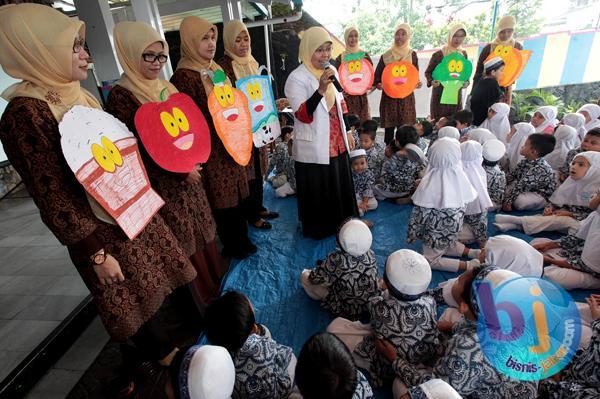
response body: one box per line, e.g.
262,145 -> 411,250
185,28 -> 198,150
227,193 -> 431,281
482,139 -> 506,211
407,379 -> 462,399
300,218 -> 380,320
353,250 -> 443,388
470,57 -> 505,126
350,149 -> 378,217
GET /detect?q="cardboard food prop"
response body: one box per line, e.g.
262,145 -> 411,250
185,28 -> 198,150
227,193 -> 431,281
485,45 -> 532,87
432,52 -> 473,105
134,90 -> 210,173
207,70 -> 253,166
236,66 -> 281,148
382,60 -> 419,99
60,106 -> 164,240
338,51 -> 374,96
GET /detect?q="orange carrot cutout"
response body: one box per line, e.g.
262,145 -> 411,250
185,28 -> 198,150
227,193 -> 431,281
207,70 -> 253,166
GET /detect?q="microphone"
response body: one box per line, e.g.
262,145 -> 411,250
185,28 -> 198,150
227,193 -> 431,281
322,61 -> 343,92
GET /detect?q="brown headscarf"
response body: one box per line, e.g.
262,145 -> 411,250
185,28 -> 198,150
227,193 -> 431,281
298,27 -> 336,111
491,15 -> 517,48
114,21 -> 178,104
341,26 -> 362,59
442,23 -> 467,56
177,16 -> 227,96
223,20 -> 259,79
382,23 -> 413,65
0,3 -> 101,121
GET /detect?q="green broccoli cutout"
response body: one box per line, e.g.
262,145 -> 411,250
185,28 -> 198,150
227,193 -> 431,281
343,51 -> 366,63
212,69 -> 227,86
432,52 -> 473,105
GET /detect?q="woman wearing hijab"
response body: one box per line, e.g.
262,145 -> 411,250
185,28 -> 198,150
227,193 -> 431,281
284,27 -> 358,239
0,4 -> 198,394
474,15 -> 523,104
334,26 -> 373,122
506,122 -> 535,171
425,23 -> 469,121
105,21 -> 223,309
544,124 -> 580,170
170,17 -> 255,259
374,23 -> 421,145
578,103 -> 600,133
218,20 -> 279,231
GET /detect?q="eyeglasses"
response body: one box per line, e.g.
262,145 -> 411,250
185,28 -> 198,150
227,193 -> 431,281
142,53 -> 168,63
73,39 -> 86,54
315,46 -> 332,54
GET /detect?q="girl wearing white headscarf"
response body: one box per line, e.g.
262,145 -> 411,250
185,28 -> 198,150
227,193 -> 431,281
458,141 -> 494,247
563,112 -> 587,142
407,138 -> 479,272
437,126 -> 460,140
558,127 -> 600,182
375,23 -> 420,144
544,125 -> 580,170
482,139 -> 507,210
506,122 -> 535,171
425,23 -> 469,121
531,105 -> 558,134
578,103 -> 600,132
496,151 -> 600,235
483,235 -> 544,277
480,102 -> 511,144
467,128 -> 495,144
535,209 -> 600,289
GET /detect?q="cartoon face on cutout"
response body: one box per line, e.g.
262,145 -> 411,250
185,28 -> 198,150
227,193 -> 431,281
382,60 -> 419,99
432,52 -> 473,82
60,106 -> 164,240
208,69 -> 253,165
338,52 -> 374,95
485,45 -> 532,87
237,71 -> 282,148
134,92 -> 211,173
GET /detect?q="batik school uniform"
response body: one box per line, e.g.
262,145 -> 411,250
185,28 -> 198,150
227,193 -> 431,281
267,140 -> 291,188
232,325 -> 296,399
364,141 -> 385,178
417,137 -> 428,152
352,168 -> 378,216
539,318 -> 600,399
504,157 -> 557,211
373,154 -> 422,200
275,154 -> 296,198
484,161 -> 506,210
353,371 -> 375,399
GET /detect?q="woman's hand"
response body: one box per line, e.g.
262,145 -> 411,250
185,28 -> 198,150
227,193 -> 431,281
376,83 -> 383,91
416,81 -> 423,89
185,166 -> 202,184
462,81 -> 470,89
432,80 -> 441,88
94,254 -> 125,285
318,69 -> 335,95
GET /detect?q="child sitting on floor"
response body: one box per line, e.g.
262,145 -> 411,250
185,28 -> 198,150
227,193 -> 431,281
482,139 -> 506,211
495,151 -> 599,234
359,119 -> 385,178
563,112 -> 587,142
437,126 -> 460,141
204,291 -> 296,399
407,138 -> 479,272
348,113 -> 361,149
503,133 -> 557,211
166,345 -> 235,399
459,141 -> 494,247
294,332 -> 374,399
275,139 -> 296,198
545,125 -> 579,171
374,125 -> 424,204
267,126 -> 294,188
352,250 -> 443,388
506,122 -> 535,172
531,105 -> 558,134
454,109 -> 474,137
414,119 -> 432,151
300,218 -> 380,320
428,116 -> 456,146
480,102 -> 511,144
350,149 -> 378,217
558,127 -> 600,181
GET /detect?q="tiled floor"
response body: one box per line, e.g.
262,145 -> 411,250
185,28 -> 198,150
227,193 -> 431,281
0,186 -> 89,384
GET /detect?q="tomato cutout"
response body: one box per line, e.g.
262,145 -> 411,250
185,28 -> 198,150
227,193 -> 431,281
338,52 -> 374,96
236,67 -> 282,148
134,92 -> 211,173
484,45 -> 532,87
382,60 -> 419,99
208,70 -> 253,166
60,106 -> 164,240
432,52 -> 473,105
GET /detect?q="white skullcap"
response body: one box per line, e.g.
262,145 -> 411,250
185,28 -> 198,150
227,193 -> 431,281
385,249 -> 431,296
180,345 -> 235,399
438,126 -> 460,140
338,219 -> 372,256
484,56 -> 504,72
349,149 -> 367,159
482,139 -> 506,162
419,379 -> 462,399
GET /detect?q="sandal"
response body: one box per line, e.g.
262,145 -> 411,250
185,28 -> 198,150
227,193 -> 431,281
252,220 -> 272,230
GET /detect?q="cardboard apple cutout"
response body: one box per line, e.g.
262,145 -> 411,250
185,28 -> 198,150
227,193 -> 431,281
60,106 -> 164,240
338,52 -> 374,96
432,52 -> 473,105
382,60 -> 419,99
134,90 -> 211,173
485,45 -> 532,87
236,66 -> 281,148
208,70 -> 253,166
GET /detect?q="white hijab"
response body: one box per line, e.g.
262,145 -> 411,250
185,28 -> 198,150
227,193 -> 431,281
507,122 -> 535,171
485,235 -> 543,277
461,141 -> 493,214
438,126 -> 460,140
550,152 -> 600,207
412,138 -> 477,208
545,125 -> 579,170
468,128 -> 496,145
577,209 -> 600,240
533,106 -> 558,133
563,113 -> 587,142
480,102 -> 511,144
577,210 -> 600,273
578,103 -> 600,133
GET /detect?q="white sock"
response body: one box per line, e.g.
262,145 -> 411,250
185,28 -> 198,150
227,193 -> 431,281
467,248 -> 481,259
495,214 -> 522,225
493,222 -> 519,232
466,259 -> 481,270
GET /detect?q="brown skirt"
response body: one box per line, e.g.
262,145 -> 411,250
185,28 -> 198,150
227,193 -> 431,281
429,85 -> 463,121
344,92 -> 371,122
188,240 -> 227,310
379,92 -> 416,128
